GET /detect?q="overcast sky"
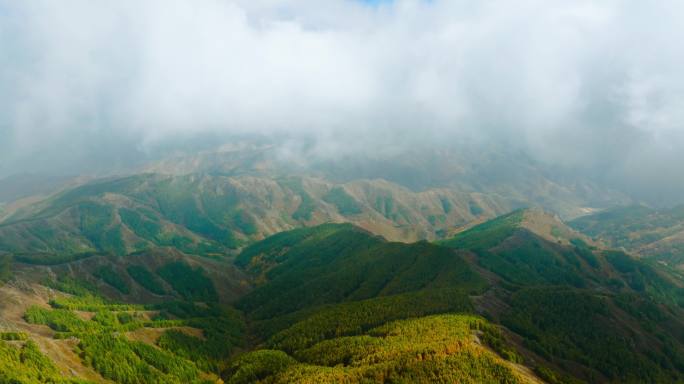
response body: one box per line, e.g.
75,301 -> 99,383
1,0 -> 683,203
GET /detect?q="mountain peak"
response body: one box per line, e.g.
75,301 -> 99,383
439,207 -> 591,250
518,207 -> 587,245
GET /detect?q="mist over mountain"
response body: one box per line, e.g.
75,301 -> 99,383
1,1 -> 684,204
2,2 -> 684,384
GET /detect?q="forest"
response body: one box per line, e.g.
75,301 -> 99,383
2,211 -> 684,383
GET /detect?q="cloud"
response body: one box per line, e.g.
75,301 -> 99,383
0,0 -> 683,203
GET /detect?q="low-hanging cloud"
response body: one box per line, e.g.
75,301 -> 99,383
1,0 -> 683,203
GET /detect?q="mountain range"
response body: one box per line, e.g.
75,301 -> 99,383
1,198 -> 684,383
0,146 -> 683,383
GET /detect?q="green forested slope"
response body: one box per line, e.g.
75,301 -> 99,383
232,212 -> 684,383
438,210 -> 684,383
502,287 -> 684,383
235,223 -> 486,323
3,209 -> 684,384
226,315 -> 533,384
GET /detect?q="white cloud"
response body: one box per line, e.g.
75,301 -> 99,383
1,0 -> 683,202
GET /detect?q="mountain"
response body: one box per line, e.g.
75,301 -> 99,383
0,151 -> 633,264
0,137 -> 638,267
0,172 -> 512,263
571,205 -> 684,270
0,220 -> 532,383
233,210 -> 684,383
2,207 -> 684,383
234,223 -> 486,327
11,247 -> 249,304
439,209 -> 613,289
440,210 -> 684,382
141,141 -> 631,219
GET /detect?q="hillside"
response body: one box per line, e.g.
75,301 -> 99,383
571,205 -> 684,270
235,212 -> 684,383
0,272 -> 539,384
440,210 -> 684,382
0,219 -> 533,383
226,314 -> 542,384
0,138 -> 637,264
0,173 -> 511,262
1,209 -> 684,383
234,223 -> 487,328
442,209 -> 684,302
12,248 -> 250,304
0,277 -> 244,383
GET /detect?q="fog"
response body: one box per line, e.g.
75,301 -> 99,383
1,0 -> 683,204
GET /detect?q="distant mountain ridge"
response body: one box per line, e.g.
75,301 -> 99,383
140,141 -> 631,218
0,139 -> 637,267
0,163 -> 630,265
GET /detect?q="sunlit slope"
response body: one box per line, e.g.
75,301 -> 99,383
225,315 -> 541,384
439,209 -> 680,294
0,276 -> 241,383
